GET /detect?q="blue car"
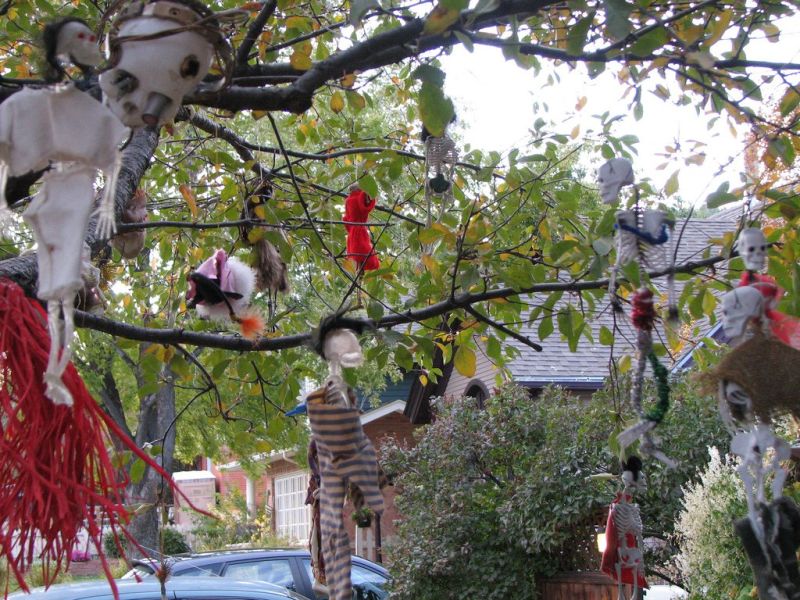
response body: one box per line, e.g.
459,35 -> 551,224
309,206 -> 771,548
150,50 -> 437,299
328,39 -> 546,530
122,548 -> 390,600
8,576 -> 306,599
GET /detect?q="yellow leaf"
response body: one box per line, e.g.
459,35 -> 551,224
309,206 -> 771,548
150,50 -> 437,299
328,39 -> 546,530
575,96 -> 587,111
330,91 -> 345,113
341,73 -> 356,88
421,253 -> 438,274
123,295 -> 132,308
761,23 -> 780,43
703,10 -> 732,47
179,184 -> 198,218
252,110 -> 268,120
285,16 -> 308,29
254,204 -> 267,218
290,52 -> 313,70
423,4 -> 460,35
453,345 -> 476,378
570,124 -> 580,139
418,373 -> 428,386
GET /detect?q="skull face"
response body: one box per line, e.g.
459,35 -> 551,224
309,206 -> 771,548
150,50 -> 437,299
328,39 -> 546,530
100,5 -> 215,127
598,158 -> 634,204
719,380 -> 754,425
56,21 -> 102,68
736,227 -> 767,272
720,286 -> 764,340
323,329 -> 364,376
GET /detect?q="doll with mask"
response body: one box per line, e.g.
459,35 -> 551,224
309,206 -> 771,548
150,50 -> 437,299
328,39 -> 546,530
0,18 -> 130,404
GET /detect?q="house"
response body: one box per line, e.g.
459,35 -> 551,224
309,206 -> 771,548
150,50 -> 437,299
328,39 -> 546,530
194,207 -> 741,561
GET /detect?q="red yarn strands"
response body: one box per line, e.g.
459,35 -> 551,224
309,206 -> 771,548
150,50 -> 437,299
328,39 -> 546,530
631,288 -> 656,331
0,279 -> 193,596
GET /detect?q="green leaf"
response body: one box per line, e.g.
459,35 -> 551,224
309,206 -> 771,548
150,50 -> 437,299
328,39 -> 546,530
706,182 -> 739,208
130,458 -> 146,484
567,13 -> 594,56
599,325 -> 614,346
412,64 -> 447,87
629,26 -> 667,57
664,170 -> 679,197
538,316 -> 554,341
360,174 -> 379,198
349,0 -> 379,25
454,30 -> 474,52
592,237 -> 613,256
779,88 -> 800,117
604,0 -> 632,41
418,82 -> 455,138
454,344 -> 476,377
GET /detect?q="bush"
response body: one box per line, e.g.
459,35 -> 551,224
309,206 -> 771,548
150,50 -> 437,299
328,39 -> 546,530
674,447 -> 752,599
161,527 -> 191,555
382,379 -> 728,599
103,530 -> 127,559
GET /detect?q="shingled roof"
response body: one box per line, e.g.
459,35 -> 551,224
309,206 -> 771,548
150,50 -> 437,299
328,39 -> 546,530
507,208 -> 741,389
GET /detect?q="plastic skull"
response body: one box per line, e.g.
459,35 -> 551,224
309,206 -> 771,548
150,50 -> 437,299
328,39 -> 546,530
323,329 -> 364,377
598,158 -> 634,204
737,228 -> 767,272
721,286 -> 764,340
100,1 -> 218,127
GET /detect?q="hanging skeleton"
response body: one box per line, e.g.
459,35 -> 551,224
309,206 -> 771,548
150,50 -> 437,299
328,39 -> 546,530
303,313 -> 385,600
601,456 -> 649,599
423,128 -> 457,227
186,248 -> 264,339
100,0 -> 236,128
0,22 -> 129,405
701,281 -> 800,599
599,158 -> 677,318
615,289 -> 674,466
239,182 -> 289,324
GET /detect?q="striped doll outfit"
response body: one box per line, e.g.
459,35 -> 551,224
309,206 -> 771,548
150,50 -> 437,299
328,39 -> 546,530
307,394 -> 385,600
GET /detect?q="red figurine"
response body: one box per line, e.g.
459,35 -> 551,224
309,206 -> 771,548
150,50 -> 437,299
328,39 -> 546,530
344,187 -> 379,271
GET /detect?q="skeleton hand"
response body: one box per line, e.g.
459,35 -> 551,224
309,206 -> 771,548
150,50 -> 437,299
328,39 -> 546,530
94,201 -> 117,239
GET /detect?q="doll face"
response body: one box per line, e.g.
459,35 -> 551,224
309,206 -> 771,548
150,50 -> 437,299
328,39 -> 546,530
57,21 -> 102,68
323,329 -> 364,370
598,158 -> 634,204
100,3 -> 215,127
720,286 -> 764,340
737,228 -> 767,272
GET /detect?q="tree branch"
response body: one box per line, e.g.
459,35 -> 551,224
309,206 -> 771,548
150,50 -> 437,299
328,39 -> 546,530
72,250 -> 730,352
235,0 -> 278,65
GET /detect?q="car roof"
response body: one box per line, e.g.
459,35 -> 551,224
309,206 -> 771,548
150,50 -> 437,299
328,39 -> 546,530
9,576 -> 302,600
138,548 -> 388,576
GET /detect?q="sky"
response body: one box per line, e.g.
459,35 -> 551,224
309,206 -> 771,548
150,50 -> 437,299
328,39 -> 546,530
440,19 -> 800,208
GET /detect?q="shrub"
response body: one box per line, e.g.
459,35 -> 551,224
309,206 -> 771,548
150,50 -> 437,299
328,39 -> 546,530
674,447 -> 752,599
161,527 -> 191,555
383,378 -> 728,599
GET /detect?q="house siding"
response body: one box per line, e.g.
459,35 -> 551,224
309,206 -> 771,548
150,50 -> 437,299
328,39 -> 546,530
443,340 -> 503,398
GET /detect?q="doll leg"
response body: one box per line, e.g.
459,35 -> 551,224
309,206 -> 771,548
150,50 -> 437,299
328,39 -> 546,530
44,300 -> 73,406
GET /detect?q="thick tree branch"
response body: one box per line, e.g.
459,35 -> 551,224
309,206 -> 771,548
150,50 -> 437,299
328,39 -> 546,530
73,250 -> 730,352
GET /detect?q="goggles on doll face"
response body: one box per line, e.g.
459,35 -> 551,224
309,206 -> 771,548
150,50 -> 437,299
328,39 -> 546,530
106,0 -> 236,93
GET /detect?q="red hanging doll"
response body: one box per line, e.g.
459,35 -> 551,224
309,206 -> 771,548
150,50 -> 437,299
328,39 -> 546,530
344,187 -> 379,271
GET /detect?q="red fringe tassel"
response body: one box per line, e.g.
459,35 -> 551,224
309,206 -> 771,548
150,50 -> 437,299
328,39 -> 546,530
0,279 -> 202,596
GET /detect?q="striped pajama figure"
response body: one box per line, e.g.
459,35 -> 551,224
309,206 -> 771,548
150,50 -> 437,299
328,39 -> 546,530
307,401 -> 385,600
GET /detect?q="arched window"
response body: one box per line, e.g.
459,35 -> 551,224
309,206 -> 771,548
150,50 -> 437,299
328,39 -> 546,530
465,379 -> 489,408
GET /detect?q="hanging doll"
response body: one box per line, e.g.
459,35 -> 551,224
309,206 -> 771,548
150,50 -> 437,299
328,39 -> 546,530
344,186 -> 380,271
0,19 -> 129,405
303,313 -> 385,600
100,0 -> 235,128
601,456 -> 649,600
186,248 -> 264,339
239,182 -> 289,323
422,120 -> 457,226
702,280 -> 800,599
110,188 -> 149,259
599,157 -> 677,318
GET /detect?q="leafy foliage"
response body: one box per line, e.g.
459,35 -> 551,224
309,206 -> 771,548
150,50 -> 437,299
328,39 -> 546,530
382,380 -> 728,598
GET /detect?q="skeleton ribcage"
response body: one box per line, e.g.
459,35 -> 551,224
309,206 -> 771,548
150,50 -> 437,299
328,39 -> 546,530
613,500 -> 643,541
424,135 -> 457,196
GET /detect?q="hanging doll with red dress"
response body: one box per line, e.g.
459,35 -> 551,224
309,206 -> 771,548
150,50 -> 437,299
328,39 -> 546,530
601,456 -> 649,599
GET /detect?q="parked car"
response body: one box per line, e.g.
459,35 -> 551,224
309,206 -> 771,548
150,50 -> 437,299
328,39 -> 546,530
8,576 -> 307,599
122,548 -> 390,600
